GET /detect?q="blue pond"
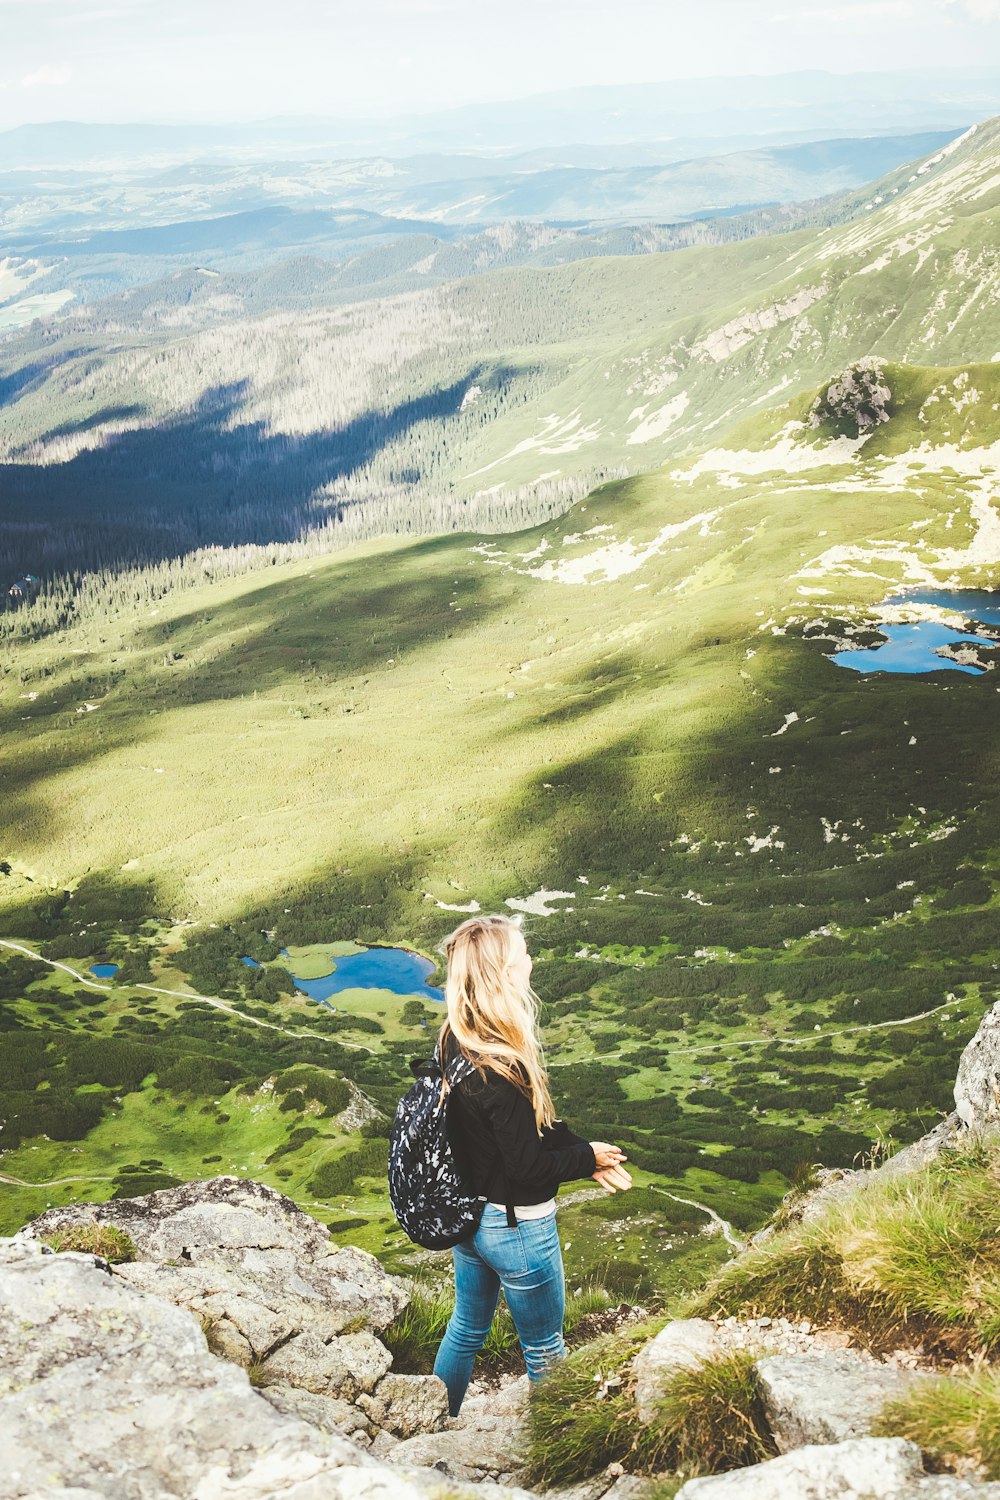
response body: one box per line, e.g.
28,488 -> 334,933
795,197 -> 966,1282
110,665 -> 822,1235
833,589 -> 1000,675
242,945 -> 443,1005
90,963 -> 119,979
292,947 -> 443,1004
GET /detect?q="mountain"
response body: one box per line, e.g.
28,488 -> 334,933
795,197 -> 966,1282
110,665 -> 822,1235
3,68 -> 999,165
2,111 -> 1000,1270
1,116 -> 997,588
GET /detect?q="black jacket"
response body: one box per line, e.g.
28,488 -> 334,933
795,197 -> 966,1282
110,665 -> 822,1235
442,1034 -> 597,1211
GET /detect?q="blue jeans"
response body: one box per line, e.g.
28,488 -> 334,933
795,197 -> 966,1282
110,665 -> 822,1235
432,1203 -> 566,1416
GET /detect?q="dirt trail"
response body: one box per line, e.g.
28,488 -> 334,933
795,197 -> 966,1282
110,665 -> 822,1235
0,939 -> 375,1053
650,1184 -> 743,1250
0,1172 -> 114,1189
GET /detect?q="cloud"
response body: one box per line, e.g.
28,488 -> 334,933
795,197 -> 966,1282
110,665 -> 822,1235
944,0 -> 1000,17
20,64 -> 73,88
768,1 -> 913,19
769,0 -> 1000,18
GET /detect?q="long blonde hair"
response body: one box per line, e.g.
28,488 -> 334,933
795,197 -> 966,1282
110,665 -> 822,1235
437,914 -> 555,1130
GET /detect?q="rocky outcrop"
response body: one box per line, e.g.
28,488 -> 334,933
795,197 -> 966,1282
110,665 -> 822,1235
23,1175 -> 406,1332
955,999 -> 1000,1132
674,1436 -> 1000,1499
20,1177 -> 416,1409
754,1350 -> 920,1451
810,357 -> 892,435
0,1235 -> 534,1500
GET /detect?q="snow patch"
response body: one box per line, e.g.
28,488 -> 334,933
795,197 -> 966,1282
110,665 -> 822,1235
505,889 -> 575,917
627,392 -> 690,445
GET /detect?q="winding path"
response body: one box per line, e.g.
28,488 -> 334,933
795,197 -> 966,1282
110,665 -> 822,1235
0,1172 -> 114,1188
551,991 -> 969,1068
649,1184 -> 743,1250
0,940 -> 376,1054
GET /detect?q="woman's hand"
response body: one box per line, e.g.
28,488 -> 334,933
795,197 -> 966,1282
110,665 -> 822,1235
593,1163 -> 633,1194
590,1141 -> 628,1170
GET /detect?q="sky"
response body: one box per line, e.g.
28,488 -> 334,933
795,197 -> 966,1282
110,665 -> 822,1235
1,0 -> 999,129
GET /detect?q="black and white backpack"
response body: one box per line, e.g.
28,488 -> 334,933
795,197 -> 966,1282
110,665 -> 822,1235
387,1039 -> 489,1249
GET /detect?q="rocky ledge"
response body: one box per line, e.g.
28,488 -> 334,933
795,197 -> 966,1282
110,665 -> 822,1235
3,997 -> 999,1499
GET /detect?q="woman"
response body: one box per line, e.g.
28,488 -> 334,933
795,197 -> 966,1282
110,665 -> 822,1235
432,913 -> 632,1416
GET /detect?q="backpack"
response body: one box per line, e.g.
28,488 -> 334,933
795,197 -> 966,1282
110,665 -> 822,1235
388,1039 -> 495,1249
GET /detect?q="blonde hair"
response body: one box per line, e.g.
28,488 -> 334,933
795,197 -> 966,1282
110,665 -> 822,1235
437,914 -> 555,1130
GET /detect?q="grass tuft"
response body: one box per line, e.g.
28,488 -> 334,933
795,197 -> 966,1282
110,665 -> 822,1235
687,1145 -> 1000,1358
43,1219 -> 136,1264
636,1348 -> 777,1478
524,1322 -> 773,1488
873,1363 -> 1000,1481
524,1323 -> 654,1488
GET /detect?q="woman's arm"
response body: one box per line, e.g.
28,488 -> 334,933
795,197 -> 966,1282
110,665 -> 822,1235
479,1076 -> 597,1191
540,1118 -> 589,1151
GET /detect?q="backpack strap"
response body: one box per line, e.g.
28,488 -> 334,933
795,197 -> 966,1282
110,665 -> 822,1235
504,1175 -> 517,1229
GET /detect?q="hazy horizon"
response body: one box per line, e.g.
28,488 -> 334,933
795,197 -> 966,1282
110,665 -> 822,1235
2,0 -> 1000,131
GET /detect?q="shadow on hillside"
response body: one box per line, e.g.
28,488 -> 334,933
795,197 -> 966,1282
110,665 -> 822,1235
0,525 -> 513,864
0,367 -> 491,581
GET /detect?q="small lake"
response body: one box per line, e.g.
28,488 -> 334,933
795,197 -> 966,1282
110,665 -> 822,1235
833,588 -> 1000,676
90,963 -> 119,979
243,944 -> 443,1004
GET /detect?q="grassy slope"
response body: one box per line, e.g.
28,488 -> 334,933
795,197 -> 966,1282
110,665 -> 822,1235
3,359 -> 1000,1257
1,120 -> 997,502
2,123 -> 1000,1261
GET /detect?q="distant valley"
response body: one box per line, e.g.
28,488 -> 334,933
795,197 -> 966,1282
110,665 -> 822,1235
2,95 -> 1000,1292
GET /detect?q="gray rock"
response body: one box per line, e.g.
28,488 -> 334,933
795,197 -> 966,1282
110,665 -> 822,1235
955,1001 -> 1000,1133
912,1482 -> 1000,1499
675,1436 -> 927,1498
22,1176 -> 408,1335
259,1381 -> 374,1445
632,1318 -> 720,1422
389,1412 -> 528,1485
553,1481 -> 665,1500
263,1329 -> 392,1400
368,1429 -> 402,1459
358,1373 -> 449,1438
755,1349 -> 921,1451
877,1113 -> 965,1177
462,1375 -> 531,1418
0,1237 -> 535,1500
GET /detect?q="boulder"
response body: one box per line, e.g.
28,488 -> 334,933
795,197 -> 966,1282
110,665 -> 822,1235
388,1412 -> 529,1486
754,1349 -> 921,1451
955,1000 -> 1000,1133
675,1436 -> 928,1498
0,1238 -> 535,1500
20,1177 -> 413,1407
263,1329 -> 392,1400
259,1381 -> 374,1445
631,1318 -> 721,1422
358,1373 -> 450,1438
22,1176 -> 408,1334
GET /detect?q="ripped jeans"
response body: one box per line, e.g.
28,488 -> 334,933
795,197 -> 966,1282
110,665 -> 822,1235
432,1202 -> 566,1416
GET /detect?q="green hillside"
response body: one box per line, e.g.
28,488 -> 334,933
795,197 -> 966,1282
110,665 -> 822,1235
1,117 -> 998,595
2,353 -> 999,1268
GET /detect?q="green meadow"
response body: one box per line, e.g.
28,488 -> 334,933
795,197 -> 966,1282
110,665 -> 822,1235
3,353 -> 999,1284
3,114 -> 1000,1283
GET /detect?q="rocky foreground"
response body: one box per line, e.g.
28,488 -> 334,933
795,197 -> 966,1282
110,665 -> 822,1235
2,998 -> 999,1500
